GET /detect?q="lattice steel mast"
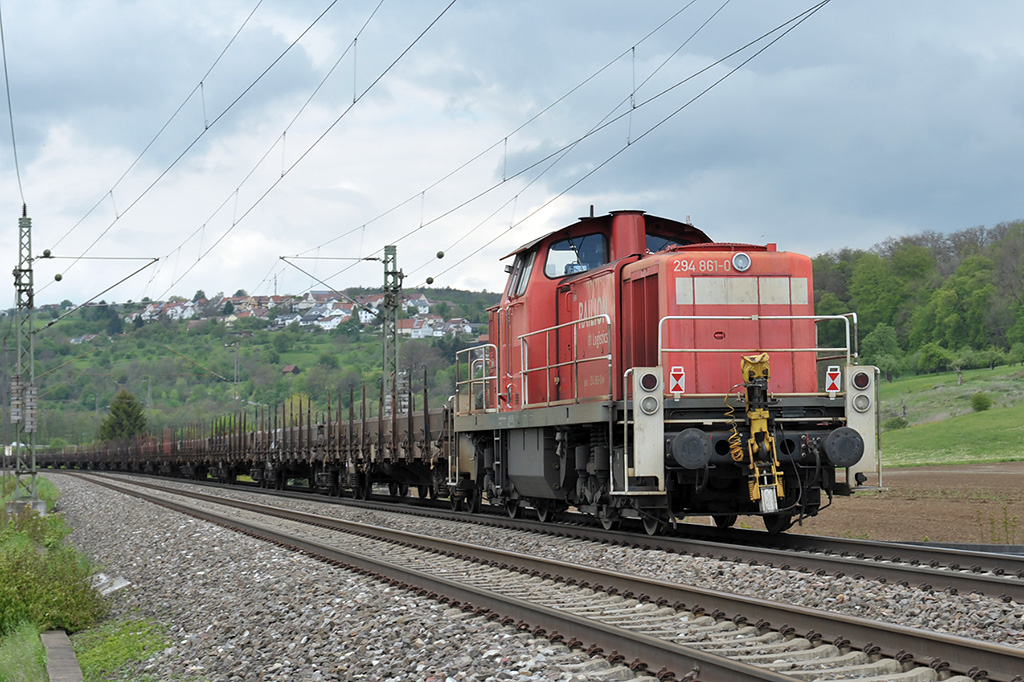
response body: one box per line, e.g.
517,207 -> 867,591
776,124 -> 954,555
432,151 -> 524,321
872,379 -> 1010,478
381,245 -> 403,416
10,204 -> 39,505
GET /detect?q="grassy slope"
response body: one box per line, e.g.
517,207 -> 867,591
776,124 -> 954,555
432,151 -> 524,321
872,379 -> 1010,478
878,365 -> 1024,467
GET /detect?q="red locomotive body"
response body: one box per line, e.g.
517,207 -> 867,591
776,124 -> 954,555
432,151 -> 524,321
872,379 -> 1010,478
453,210 -> 877,533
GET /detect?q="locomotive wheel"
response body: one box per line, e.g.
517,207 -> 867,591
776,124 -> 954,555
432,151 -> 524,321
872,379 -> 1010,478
505,498 -> 522,519
763,513 -> 793,535
713,515 -> 738,529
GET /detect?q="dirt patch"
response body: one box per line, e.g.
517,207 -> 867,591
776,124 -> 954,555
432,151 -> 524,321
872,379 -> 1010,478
789,461 -> 1024,544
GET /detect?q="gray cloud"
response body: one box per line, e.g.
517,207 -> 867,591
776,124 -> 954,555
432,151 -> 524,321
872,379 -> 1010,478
1,0 -> 1021,305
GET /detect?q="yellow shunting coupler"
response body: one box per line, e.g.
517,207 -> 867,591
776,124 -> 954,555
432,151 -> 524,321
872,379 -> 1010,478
735,353 -> 785,513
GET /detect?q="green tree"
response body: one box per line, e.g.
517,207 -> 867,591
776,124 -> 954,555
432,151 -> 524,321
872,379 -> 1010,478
862,322 -> 905,382
223,300 -> 235,315
97,390 -> 147,441
861,323 -> 901,363
917,342 -> 954,374
107,310 -> 124,336
912,255 -> 996,349
193,290 -> 206,302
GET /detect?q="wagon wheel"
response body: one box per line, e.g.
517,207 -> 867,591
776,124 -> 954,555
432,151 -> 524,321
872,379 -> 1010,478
399,483 -> 409,497
505,498 -> 522,519
642,512 -> 664,536
534,500 -> 553,524
353,475 -> 370,500
763,513 -> 793,535
449,492 -> 463,512
464,488 -> 480,514
598,510 -> 620,531
713,514 -> 738,529
417,485 -> 430,499
388,482 -> 399,497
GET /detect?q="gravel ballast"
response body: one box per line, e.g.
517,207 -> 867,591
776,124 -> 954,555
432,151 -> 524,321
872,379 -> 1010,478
53,474 -> 647,681
53,473 -> 1024,679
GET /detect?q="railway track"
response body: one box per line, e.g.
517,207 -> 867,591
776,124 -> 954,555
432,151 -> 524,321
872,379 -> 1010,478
98,470 -> 1024,604
66,472 -> 1024,682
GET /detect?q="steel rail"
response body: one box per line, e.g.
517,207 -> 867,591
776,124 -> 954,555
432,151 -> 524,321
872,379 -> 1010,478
73,473 -> 1024,682
68,470 -> 1024,603
74,473 -> 792,682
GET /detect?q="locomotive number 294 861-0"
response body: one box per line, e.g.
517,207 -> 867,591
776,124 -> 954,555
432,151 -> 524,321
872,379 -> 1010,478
673,258 -> 732,273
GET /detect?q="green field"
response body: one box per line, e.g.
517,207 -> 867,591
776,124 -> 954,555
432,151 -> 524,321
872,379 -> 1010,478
878,365 -> 1024,467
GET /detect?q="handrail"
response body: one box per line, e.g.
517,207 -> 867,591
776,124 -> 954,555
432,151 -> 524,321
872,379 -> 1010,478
454,344 -> 498,416
657,314 -> 855,369
520,314 -> 612,407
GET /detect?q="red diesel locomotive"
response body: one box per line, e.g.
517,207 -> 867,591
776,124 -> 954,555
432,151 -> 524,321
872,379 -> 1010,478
450,209 -> 877,534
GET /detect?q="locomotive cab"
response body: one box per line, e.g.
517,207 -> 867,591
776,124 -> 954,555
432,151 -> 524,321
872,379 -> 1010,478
452,210 -> 878,534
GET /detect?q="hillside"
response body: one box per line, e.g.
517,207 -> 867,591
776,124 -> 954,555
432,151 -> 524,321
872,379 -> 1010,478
879,364 -> 1024,467
3,288 -> 498,447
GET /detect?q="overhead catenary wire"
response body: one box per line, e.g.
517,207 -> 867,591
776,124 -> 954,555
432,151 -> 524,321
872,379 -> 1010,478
421,0 -> 833,286
294,1 -> 703,259
288,1 -> 718,291
311,0 -> 762,286
157,0 -> 457,300
40,0 -> 341,295
154,0 -> 387,293
0,0 -> 24,204
49,0 -> 265,252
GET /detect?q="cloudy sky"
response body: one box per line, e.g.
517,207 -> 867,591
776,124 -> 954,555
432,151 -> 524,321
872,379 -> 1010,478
1,0 -> 1021,306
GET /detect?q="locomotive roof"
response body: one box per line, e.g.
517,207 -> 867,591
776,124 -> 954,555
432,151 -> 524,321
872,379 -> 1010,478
502,210 -> 711,260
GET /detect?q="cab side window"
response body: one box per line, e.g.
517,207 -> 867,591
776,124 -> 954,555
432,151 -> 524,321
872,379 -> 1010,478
544,233 -> 607,278
511,250 -> 535,297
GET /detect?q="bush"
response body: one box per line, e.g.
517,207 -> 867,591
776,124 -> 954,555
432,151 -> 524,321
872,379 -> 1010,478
970,392 -> 993,412
0,510 -> 106,636
882,416 -> 909,431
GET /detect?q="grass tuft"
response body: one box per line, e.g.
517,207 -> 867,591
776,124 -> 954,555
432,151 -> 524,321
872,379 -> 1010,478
0,621 -> 47,682
73,619 -> 170,682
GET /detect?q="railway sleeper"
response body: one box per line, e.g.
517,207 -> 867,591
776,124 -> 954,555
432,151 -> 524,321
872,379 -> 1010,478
697,628 -> 783,648
767,650 -> 869,670
782,657 -> 919,681
673,618 -> 745,639
736,642 -> 838,663
698,635 -> 811,656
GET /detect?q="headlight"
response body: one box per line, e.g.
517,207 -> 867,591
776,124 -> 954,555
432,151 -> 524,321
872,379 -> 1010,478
852,394 -> 872,413
732,252 -> 752,272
